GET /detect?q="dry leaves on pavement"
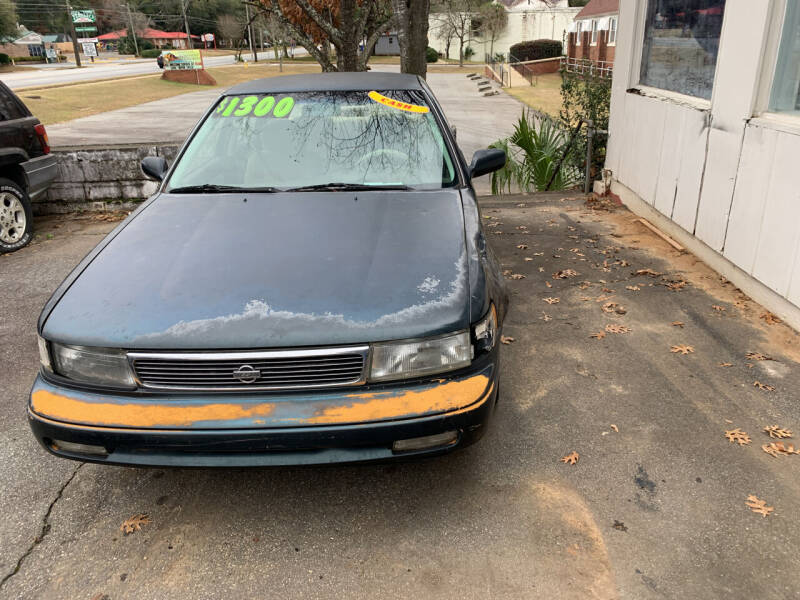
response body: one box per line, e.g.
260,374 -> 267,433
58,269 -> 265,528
667,281 -> 687,291
671,345 -> 695,355
560,451 -> 579,465
754,381 -> 775,392
724,428 -> 752,446
610,424 -> 619,433
605,324 -> 631,334
762,442 -> 800,458
634,268 -> 662,277
500,336 -> 515,345
120,514 -> 151,535
671,321 -> 685,328
719,362 -> 733,367
763,426 -> 793,439
761,311 -> 782,325
590,331 -> 606,339
509,273 -> 525,280
746,352 -> 772,361
516,244 -> 529,250
712,305 -> 726,312
626,285 -> 640,291
544,297 -> 560,305
745,495 -> 774,517
553,269 -> 578,279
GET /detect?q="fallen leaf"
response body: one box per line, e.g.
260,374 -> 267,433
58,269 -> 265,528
502,269 -> 512,276
579,281 -> 592,289
762,442 -> 800,458
712,305 -> 726,312
500,336 -> 515,345
524,257 -> 533,262
671,344 -> 694,355
538,267 -> 545,273
746,352 -> 772,361
509,273 -> 525,280
754,381 -> 775,392
671,321 -> 685,328
634,268 -> 662,277
533,252 -> 544,256
601,302 -> 618,313
719,362 -> 733,367
745,495 -> 774,517
725,428 -> 751,446
760,311 -> 782,325
121,514 -> 151,535
516,244 -> 529,250
763,425 -> 793,439
560,451 -> 579,466
544,297 -> 560,304
553,269 -> 579,279
626,285 -> 640,291
610,424 -> 619,433
545,281 -> 552,288
667,281 -> 687,291
540,313 -> 552,322
590,331 -> 606,339
601,287 -> 615,293
612,520 -> 628,532
605,324 -> 631,334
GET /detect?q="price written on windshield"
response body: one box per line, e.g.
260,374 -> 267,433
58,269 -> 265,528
215,96 -> 295,118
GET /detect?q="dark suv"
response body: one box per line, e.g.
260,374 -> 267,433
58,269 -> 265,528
0,81 -> 57,253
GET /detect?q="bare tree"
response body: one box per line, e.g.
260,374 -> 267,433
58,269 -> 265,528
434,0 -> 481,67
477,2 -> 507,59
253,0 -> 395,72
390,0 -> 431,78
432,13 -> 455,60
218,13 -> 246,56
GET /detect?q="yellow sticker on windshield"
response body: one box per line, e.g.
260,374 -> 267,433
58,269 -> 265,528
368,91 -> 429,114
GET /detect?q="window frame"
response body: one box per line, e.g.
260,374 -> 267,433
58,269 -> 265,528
630,0 -> 727,108
591,19 -> 598,45
608,16 -> 617,46
576,21 -> 582,46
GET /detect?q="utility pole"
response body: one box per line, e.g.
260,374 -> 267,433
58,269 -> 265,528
125,3 -> 140,56
65,2 -> 81,67
181,0 -> 192,49
245,2 -> 257,62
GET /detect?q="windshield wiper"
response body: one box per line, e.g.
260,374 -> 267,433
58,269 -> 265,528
167,184 -> 281,194
286,183 -> 413,192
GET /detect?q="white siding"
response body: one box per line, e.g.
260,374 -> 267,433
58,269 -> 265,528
606,0 -> 800,321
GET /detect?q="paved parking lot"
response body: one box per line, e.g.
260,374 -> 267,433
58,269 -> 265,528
2,194 -> 799,599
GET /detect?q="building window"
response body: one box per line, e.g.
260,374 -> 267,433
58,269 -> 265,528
609,16 -> 618,45
769,1 -> 800,114
639,0 -> 726,100
591,19 -> 598,45
576,21 -> 582,46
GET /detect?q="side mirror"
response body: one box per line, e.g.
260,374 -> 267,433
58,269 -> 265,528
469,148 -> 506,179
141,156 -> 169,181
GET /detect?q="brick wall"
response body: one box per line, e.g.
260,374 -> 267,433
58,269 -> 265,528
567,30 -> 615,65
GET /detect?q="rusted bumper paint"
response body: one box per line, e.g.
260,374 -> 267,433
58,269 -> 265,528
27,363 -> 497,466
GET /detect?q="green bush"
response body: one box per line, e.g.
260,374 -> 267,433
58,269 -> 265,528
464,46 -> 475,60
141,48 -> 162,58
490,111 -> 581,194
13,55 -> 47,63
0,53 -> 10,65
560,70 -> 611,182
425,46 -> 438,63
509,39 -> 563,62
141,40 -> 155,50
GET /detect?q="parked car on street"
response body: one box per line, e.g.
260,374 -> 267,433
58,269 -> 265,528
29,72 -> 508,467
0,81 -> 57,253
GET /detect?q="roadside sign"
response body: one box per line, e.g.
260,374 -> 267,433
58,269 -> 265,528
81,42 -> 98,57
201,33 -> 215,42
78,37 -> 98,43
45,48 -> 57,59
71,9 -> 96,24
75,26 -> 97,33
161,49 -> 204,71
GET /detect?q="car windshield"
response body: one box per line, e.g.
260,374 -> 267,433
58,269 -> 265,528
166,89 -> 457,191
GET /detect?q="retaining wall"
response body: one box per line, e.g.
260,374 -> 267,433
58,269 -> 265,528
36,144 -> 180,214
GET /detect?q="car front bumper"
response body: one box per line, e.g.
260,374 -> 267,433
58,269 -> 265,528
28,360 -> 498,467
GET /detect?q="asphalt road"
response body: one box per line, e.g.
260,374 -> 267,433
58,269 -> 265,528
0,50 -> 307,90
2,194 -> 799,599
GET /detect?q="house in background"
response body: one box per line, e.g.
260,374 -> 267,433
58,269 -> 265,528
97,28 -> 199,50
428,0 -> 580,61
603,0 -> 800,330
566,0 -> 618,69
0,26 -> 44,58
374,32 -> 401,56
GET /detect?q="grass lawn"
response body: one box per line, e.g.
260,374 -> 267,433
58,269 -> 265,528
18,63 -> 321,125
504,72 -> 564,118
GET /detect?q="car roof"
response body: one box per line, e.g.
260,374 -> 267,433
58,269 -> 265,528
226,72 -> 424,95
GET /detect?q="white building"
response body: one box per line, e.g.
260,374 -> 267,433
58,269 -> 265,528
428,0 -> 580,61
604,0 -> 800,330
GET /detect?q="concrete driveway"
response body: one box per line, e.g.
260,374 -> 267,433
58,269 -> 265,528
2,194 -> 799,599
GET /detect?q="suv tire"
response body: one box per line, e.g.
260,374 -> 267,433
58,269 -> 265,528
0,178 -> 33,254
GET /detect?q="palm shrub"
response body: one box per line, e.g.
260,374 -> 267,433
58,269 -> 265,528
490,110 -> 582,194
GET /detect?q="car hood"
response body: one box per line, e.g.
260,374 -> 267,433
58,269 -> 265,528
43,191 -> 471,349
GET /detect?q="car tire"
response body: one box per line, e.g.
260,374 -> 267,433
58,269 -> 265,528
0,178 -> 33,254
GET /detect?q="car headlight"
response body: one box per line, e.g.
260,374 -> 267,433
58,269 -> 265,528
369,331 -> 472,382
473,304 -> 497,353
43,339 -> 136,388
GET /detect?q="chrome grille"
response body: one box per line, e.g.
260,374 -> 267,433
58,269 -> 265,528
129,346 -> 369,391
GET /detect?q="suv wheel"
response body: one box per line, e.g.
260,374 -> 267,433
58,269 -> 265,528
0,178 -> 33,253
